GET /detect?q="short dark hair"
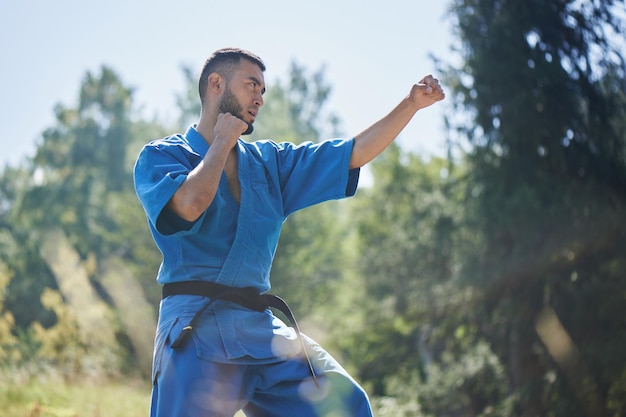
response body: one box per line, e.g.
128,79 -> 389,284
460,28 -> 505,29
198,48 -> 266,104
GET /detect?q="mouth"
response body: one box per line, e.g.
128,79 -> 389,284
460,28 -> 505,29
247,109 -> 258,122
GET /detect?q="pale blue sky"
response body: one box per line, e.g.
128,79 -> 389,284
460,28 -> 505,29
0,0 -> 457,167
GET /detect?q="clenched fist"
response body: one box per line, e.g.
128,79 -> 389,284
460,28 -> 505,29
213,112 -> 249,150
409,75 -> 445,111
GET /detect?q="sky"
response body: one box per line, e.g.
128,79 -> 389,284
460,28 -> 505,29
0,0 -> 458,168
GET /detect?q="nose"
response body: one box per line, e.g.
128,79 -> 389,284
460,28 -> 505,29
255,93 -> 264,108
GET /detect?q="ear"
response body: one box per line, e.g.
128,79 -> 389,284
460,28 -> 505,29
208,73 -> 224,94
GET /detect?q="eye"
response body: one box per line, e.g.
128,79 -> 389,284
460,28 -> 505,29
249,79 -> 264,94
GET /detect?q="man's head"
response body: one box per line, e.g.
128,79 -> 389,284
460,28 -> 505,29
199,48 -> 265,103
198,48 -> 266,135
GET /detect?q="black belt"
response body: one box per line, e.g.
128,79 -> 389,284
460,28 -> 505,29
162,281 -> 318,386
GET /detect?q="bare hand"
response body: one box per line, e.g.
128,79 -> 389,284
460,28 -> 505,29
409,75 -> 445,110
214,112 -> 249,149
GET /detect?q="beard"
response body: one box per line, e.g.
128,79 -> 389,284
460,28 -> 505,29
218,86 -> 254,135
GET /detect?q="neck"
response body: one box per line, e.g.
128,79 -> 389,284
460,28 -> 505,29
196,108 -> 217,145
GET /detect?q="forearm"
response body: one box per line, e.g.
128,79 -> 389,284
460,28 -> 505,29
350,97 -> 418,169
167,143 -> 231,221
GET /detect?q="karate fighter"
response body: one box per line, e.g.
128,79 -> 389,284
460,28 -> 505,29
134,47 -> 444,417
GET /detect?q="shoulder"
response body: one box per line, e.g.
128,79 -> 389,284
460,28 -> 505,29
137,133 -> 201,165
134,133 -> 207,184
142,134 -> 191,154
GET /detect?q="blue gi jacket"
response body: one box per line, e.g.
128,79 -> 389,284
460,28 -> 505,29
134,126 -> 360,364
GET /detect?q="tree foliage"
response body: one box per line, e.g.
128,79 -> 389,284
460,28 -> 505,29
442,0 -> 626,414
0,262 -> 18,362
0,67 -> 159,377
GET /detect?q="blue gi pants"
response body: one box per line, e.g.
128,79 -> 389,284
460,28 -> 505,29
150,330 -> 372,417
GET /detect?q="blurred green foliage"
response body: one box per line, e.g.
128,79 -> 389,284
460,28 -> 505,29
0,1 -> 625,415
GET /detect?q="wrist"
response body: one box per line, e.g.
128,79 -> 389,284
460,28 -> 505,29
402,95 -> 422,114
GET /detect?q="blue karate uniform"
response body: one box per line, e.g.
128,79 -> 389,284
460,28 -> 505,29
134,126 -> 373,417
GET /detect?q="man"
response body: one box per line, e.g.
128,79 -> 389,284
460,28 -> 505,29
134,47 -> 444,417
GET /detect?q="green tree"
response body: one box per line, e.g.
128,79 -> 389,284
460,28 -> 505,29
31,288 -> 87,377
0,66 -> 162,378
0,262 -> 18,363
20,66 -> 134,251
0,164 -> 57,330
175,64 -> 202,131
251,61 -> 342,141
341,145 -> 476,398
445,0 -> 626,415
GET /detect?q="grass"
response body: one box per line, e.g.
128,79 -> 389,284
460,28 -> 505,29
0,378 -> 151,417
0,378 -> 247,417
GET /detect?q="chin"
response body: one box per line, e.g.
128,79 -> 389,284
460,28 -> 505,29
242,123 -> 254,136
